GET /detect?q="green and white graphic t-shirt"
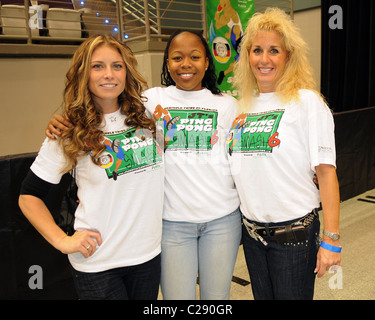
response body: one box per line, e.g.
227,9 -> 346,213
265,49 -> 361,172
144,86 -> 240,223
31,109 -> 164,272
227,90 -> 336,223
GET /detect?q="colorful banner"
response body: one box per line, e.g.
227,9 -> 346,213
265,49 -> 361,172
206,0 -> 255,97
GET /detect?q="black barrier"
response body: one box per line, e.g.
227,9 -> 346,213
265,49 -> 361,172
0,108 -> 374,299
334,107 -> 375,201
0,153 -> 78,299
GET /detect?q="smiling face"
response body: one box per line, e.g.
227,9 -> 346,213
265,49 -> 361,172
88,44 -> 126,113
249,30 -> 289,93
167,32 -> 209,91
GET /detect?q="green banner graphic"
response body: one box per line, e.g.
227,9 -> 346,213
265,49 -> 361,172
98,127 -> 163,180
206,0 -> 255,97
154,105 -> 219,151
227,110 -> 284,155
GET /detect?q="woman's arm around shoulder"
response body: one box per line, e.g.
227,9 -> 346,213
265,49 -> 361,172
46,113 -> 73,139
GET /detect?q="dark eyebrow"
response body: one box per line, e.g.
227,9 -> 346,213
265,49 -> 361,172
170,49 -> 204,55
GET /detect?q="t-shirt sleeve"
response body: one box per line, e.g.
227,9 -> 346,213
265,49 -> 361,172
221,95 -> 240,132
143,88 -> 158,115
30,138 -> 67,184
305,91 -> 336,171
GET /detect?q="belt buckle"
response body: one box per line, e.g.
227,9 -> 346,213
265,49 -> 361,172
243,219 -> 268,246
243,220 -> 258,239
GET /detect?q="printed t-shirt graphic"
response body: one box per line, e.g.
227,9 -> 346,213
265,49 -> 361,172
227,110 -> 284,154
97,127 -> 163,180
153,104 -> 219,151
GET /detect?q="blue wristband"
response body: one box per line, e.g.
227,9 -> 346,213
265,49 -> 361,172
320,241 -> 342,253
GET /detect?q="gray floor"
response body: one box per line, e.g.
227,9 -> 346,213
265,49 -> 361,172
159,189 -> 375,300
229,188 -> 375,300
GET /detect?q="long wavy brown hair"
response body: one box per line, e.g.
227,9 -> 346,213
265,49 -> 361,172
58,34 -> 155,172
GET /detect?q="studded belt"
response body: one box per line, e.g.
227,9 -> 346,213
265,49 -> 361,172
242,209 -> 319,246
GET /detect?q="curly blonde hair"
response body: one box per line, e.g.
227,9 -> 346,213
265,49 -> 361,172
233,8 -> 321,110
58,34 -> 154,172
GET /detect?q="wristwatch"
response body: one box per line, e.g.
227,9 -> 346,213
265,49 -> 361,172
323,230 -> 340,241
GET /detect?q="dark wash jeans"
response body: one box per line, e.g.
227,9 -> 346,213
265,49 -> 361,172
71,254 -> 161,300
242,217 -> 320,300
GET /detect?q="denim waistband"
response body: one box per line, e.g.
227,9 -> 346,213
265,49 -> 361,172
242,209 -> 319,229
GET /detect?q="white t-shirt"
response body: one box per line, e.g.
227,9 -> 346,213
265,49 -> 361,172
227,90 -> 336,223
31,109 -> 164,272
144,86 -> 240,223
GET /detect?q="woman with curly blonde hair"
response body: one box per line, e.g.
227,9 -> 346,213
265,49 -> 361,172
228,8 -> 341,299
19,35 -> 164,300
234,7 -> 320,108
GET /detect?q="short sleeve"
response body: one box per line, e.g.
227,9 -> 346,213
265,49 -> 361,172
304,91 -> 336,171
30,138 -> 67,184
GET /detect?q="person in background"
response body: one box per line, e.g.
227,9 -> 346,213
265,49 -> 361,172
46,30 -> 241,300
19,34 -> 164,300
228,8 -> 341,300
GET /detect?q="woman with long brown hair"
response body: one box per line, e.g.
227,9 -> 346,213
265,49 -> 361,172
19,35 -> 164,300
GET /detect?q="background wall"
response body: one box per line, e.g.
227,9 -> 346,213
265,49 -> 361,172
0,58 -> 70,156
294,7 -> 321,91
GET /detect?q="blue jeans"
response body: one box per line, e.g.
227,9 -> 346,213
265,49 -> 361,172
242,216 -> 320,300
71,254 -> 161,300
161,208 -> 242,300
